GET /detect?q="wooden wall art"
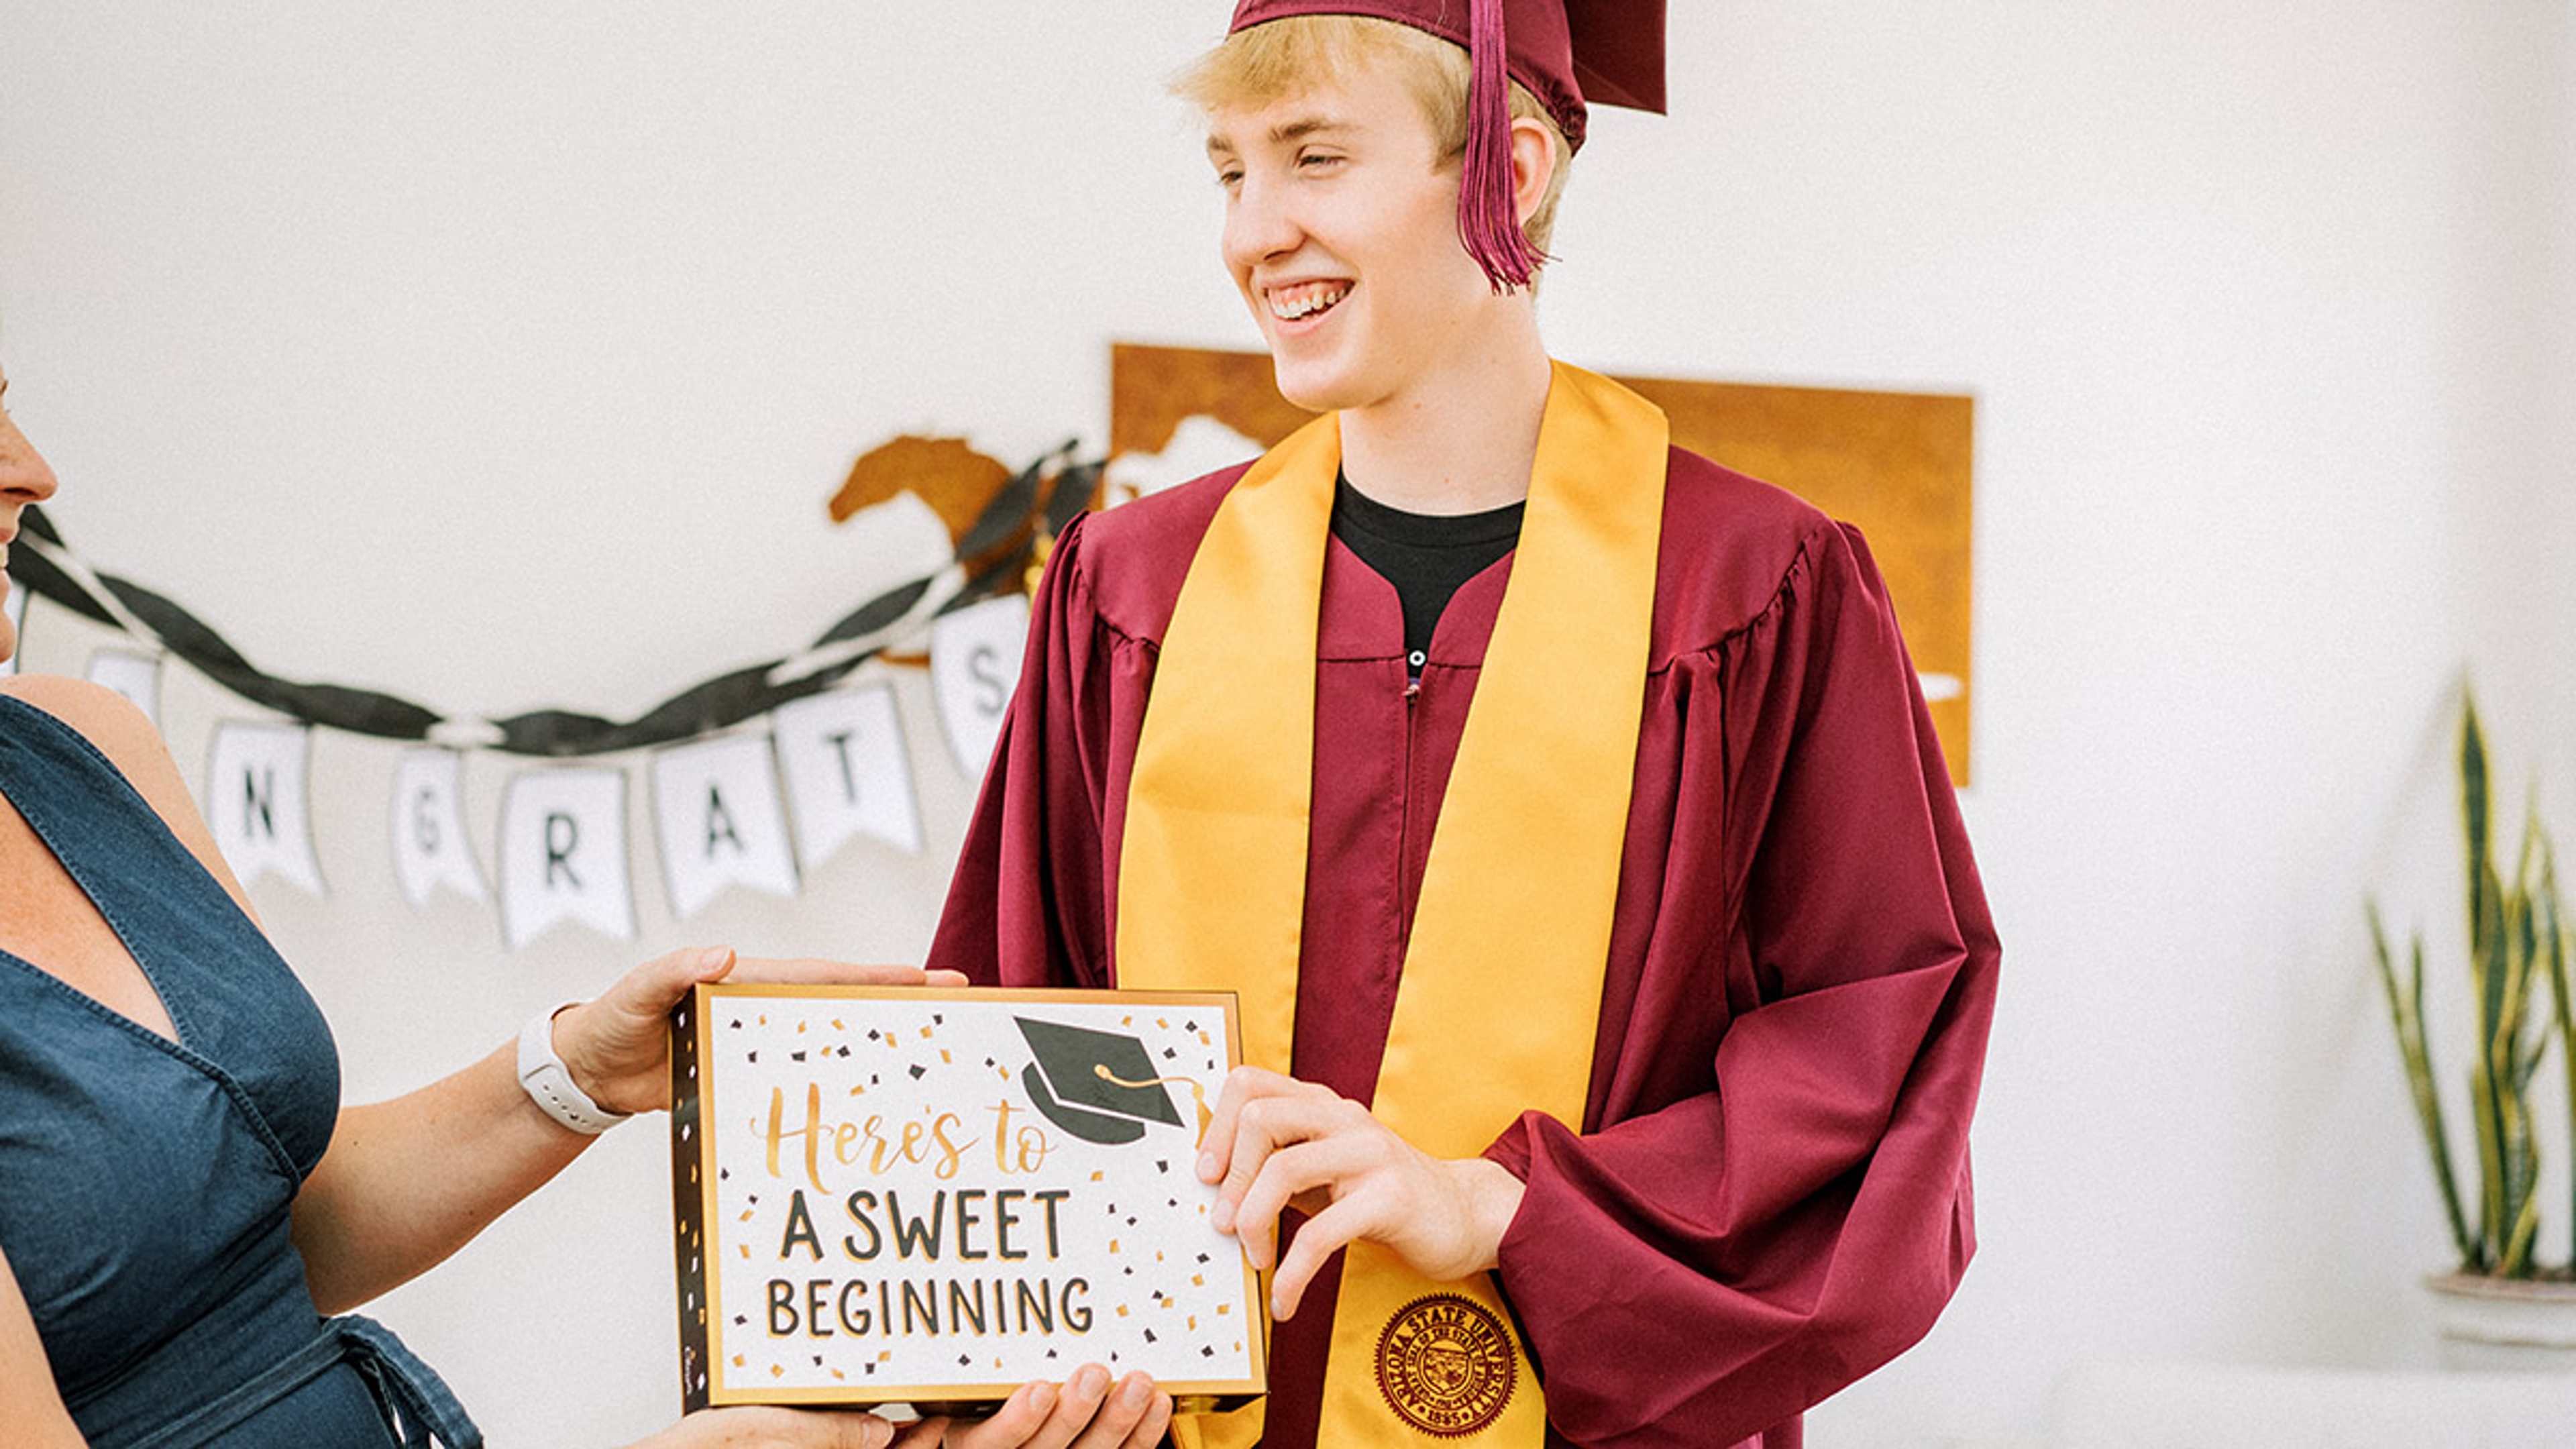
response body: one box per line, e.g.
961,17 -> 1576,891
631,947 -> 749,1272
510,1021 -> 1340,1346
1108,343 -> 1977,786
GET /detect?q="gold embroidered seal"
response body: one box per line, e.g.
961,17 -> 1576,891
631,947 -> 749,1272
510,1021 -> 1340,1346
1373,1292 -> 1517,1438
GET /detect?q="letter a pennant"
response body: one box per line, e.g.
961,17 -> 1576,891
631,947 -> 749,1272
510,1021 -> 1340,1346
650,734 -> 799,921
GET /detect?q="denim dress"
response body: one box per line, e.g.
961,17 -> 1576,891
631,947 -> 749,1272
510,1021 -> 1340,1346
0,693 -> 480,1447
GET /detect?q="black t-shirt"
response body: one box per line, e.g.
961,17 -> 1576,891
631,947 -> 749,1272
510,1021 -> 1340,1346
1330,474 -> 1525,682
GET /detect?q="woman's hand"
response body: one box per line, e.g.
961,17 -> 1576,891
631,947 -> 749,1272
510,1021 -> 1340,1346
1197,1067 -> 1526,1320
892,1367 -> 1171,1448
553,948 -> 970,1116
626,1405 -> 899,1448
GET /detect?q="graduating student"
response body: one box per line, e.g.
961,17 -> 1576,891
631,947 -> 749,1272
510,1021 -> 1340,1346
928,2 -> 2000,1445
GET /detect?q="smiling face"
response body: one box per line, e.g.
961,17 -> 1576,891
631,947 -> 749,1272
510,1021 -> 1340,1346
0,367 -> 62,665
1207,54 -> 1506,419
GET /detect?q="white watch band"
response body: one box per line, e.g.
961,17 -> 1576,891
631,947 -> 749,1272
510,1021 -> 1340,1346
517,1002 -> 632,1136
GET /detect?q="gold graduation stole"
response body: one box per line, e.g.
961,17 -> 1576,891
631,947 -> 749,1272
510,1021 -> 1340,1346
1118,363 -> 1668,1446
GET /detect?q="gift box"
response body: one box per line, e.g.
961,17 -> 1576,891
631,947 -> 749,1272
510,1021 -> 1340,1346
670,983 -> 1266,1415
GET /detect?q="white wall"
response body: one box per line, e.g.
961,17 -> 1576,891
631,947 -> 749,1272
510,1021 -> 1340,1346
2,3 -> 2569,1444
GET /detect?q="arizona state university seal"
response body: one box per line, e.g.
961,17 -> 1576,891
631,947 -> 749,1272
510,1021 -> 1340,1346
1373,1292 -> 1518,1437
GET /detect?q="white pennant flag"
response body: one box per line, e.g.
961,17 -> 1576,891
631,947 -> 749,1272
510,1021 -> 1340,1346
206,722 -> 326,896
392,749 -> 486,907
1,578 -> 25,676
498,768 -> 636,949
772,684 -> 922,866
929,594 -> 1029,781
87,649 -> 161,727
649,735 -> 800,921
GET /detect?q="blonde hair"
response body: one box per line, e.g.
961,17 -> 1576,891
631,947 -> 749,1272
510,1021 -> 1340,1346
1174,14 -> 1574,254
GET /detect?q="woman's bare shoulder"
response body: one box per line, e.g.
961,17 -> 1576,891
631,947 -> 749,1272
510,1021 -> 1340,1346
1,674 -> 169,775
0,673 -> 261,922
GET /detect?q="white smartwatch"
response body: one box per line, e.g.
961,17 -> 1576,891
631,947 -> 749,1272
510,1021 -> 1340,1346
516,1002 -> 633,1136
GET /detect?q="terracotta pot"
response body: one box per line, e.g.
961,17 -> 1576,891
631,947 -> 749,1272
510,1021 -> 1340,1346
2426,1273 -> 2576,1371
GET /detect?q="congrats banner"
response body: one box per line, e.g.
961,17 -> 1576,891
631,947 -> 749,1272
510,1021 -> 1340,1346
207,721 -> 326,897
651,735 -> 802,922
500,767 -> 638,949
394,749 -> 487,908
5,491 -> 1061,950
771,686 -> 922,863
87,648 -> 159,726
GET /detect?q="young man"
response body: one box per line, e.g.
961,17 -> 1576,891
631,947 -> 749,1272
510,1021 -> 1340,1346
929,3 -> 2000,1446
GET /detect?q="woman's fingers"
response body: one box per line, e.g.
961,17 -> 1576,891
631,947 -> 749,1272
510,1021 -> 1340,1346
723,957 -> 934,987
936,1365 -> 1165,1449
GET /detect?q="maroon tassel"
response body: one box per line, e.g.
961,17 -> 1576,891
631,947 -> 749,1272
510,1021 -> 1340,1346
1458,0 -> 1546,291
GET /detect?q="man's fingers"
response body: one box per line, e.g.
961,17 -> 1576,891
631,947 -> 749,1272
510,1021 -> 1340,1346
1214,1091 -> 1356,1233
1197,1066 -> 1303,1185
1271,1194 -> 1377,1320
1231,1136 -> 1365,1267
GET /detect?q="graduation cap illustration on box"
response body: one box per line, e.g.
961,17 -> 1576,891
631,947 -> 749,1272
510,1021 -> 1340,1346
1014,1016 -> 1188,1146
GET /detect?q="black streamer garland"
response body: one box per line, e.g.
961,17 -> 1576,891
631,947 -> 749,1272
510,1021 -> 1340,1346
12,445 -> 1104,759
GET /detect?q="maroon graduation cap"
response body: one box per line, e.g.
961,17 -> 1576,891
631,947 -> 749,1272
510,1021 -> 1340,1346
1226,0 -> 1668,288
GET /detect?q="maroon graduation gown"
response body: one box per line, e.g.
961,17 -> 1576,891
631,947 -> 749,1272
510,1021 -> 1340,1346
928,445 -> 2000,1449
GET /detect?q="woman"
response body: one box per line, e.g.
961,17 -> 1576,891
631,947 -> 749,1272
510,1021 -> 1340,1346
0,363 -> 924,1448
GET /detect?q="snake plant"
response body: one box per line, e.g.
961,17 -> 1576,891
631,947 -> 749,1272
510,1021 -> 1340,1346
2369,693 -> 2571,1277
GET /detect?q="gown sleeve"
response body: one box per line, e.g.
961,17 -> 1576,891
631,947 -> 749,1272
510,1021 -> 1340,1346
1485,521 -> 2000,1448
926,510 -> 1123,991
